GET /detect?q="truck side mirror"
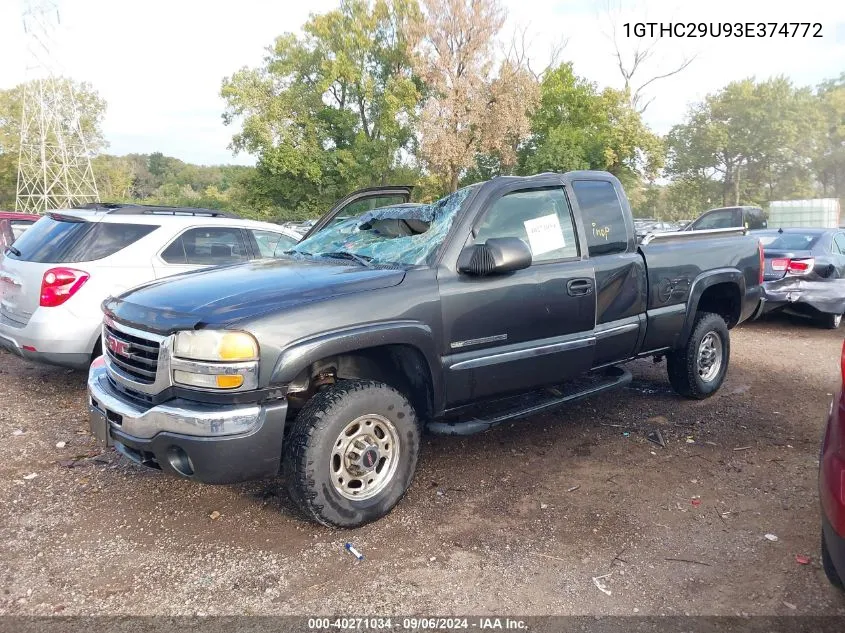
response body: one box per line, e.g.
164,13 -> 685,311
457,237 -> 532,276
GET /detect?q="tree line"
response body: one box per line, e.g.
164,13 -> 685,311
0,0 -> 843,223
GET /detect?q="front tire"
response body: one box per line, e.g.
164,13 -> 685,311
283,380 -> 420,528
667,312 -> 730,400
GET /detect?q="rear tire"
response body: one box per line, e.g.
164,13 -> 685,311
822,530 -> 845,590
667,312 -> 730,400
283,380 -> 420,528
820,313 -> 843,330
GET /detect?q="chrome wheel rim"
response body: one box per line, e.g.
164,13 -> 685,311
697,332 -> 723,382
330,414 -> 400,500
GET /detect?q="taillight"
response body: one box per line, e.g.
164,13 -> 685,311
40,267 -> 89,307
770,257 -> 815,276
757,241 -> 764,285
787,258 -> 814,275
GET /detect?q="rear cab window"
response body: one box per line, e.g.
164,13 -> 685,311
571,180 -> 629,256
5,215 -> 158,263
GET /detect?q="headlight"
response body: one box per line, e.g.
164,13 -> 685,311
174,330 -> 258,362
171,330 -> 259,391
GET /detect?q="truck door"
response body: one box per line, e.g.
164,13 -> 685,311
569,179 -> 646,367
438,183 -> 596,406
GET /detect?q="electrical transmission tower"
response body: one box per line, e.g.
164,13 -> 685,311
16,0 -> 99,213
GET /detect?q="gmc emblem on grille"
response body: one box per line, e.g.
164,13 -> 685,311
105,334 -> 131,356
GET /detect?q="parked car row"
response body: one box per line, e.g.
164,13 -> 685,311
637,203 -> 845,329
1,175 -> 843,593
0,205 -> 301,368
0,187 -> 414,368
84,171 -> 763,528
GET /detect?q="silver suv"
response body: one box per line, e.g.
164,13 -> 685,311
0,204 -> 301,369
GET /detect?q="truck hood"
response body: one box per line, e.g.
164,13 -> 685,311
103,257 -> 406,334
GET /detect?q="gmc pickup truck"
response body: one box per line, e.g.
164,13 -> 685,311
88,171 -> 763,527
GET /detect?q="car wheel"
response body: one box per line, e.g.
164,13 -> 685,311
822,530 -> 845,590
283,380 -> 420,527
821,313 -> 843,330
667,312 -> 730,400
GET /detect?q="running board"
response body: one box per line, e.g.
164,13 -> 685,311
427,366 -> 632,436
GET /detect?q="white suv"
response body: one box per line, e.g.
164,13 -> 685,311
0,204 -> 301,369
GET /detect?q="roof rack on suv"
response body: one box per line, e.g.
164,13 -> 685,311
73,202 -> 239,219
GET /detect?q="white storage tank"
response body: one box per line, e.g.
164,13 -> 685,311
767,199 -> 841,228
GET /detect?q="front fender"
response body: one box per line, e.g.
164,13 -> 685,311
269,320 -> 444,412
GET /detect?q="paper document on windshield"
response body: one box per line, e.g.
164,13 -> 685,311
523,214 -> 565,256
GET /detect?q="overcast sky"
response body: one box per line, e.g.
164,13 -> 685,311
1,0 -> 843,166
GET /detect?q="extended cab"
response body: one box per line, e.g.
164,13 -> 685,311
88,172 -> 763,527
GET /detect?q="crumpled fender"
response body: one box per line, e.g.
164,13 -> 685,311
761,276 -> 845,315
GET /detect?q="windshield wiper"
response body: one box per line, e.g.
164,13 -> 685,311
5,246 -> 21,257
318,251 -> 373,267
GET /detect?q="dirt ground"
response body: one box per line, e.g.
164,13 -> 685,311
2,313 -> 845,616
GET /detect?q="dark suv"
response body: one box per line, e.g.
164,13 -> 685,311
685,206 -> 767,232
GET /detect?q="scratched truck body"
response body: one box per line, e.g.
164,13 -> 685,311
88,171 -> 763,527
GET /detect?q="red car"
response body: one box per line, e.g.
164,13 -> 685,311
0,211 -> 41,251
821,340 -> 845,591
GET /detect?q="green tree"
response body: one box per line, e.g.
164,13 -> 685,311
812,73 -> 845,198
92,155 -> 134,200
666,76 -> 822,207
221,0 -> 422,217
517,63 -> 663,189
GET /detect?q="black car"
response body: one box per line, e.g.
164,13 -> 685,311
754,228 -> 845,328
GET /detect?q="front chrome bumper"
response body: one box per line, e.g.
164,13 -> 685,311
88,359 -> 289,484
88,361 -> 262,439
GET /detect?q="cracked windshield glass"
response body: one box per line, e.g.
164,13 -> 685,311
289,186 -> 478,266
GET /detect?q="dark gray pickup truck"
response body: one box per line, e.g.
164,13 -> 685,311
88,171 -> 763,526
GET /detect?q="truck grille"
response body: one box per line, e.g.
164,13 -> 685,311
103,323 -> 161,384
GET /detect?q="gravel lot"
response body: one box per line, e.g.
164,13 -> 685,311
2,313 -> 845,616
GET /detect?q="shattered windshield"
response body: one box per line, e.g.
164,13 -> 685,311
289,185 -> 478,266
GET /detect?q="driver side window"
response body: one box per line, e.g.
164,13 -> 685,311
474,188 -> 579,263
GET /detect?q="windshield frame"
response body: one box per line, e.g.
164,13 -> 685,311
289,186 -> 481,268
